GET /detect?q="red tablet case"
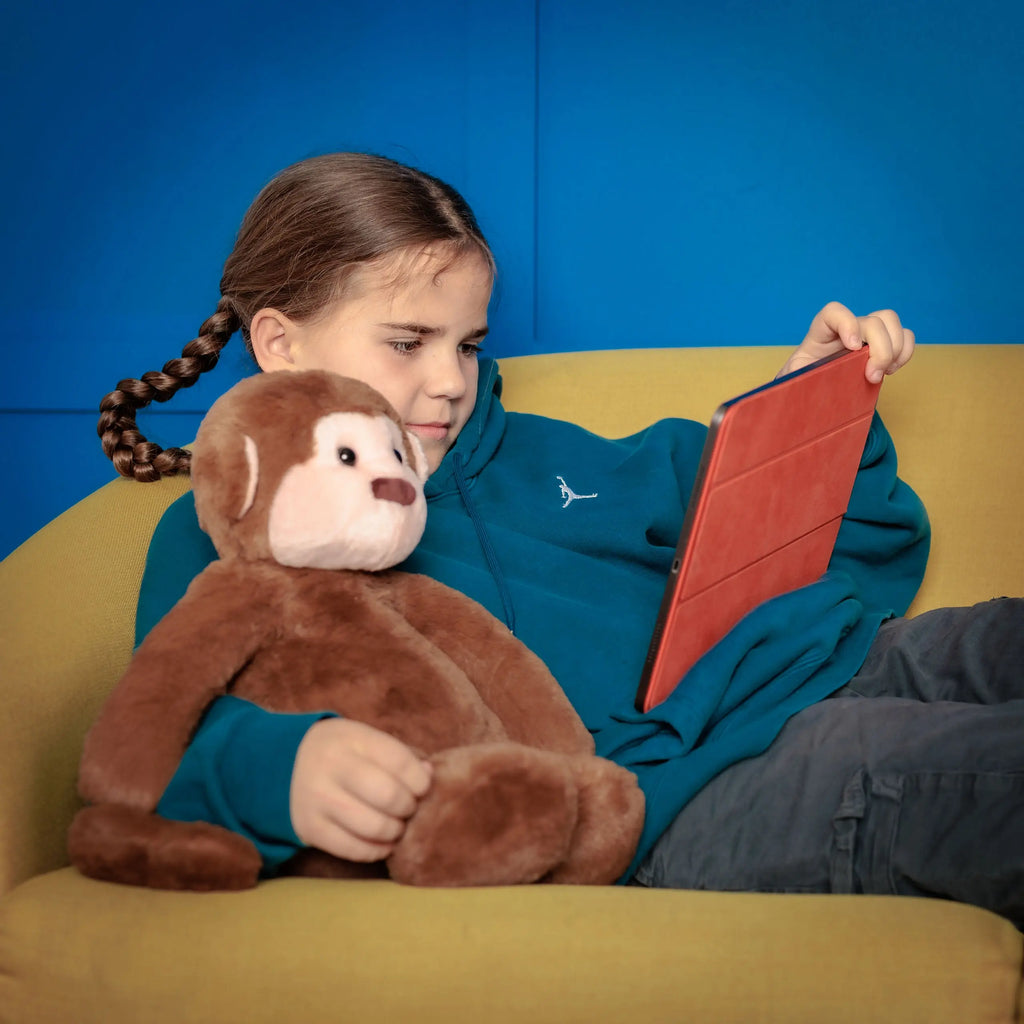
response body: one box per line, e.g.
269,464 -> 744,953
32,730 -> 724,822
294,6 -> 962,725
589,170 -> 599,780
635,348 -> 881,713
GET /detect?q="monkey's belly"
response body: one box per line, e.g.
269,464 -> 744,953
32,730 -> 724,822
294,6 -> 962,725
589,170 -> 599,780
230,635 -> 509,753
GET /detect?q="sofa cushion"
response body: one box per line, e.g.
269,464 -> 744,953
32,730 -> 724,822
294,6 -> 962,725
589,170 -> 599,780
0,869 -> 1020,1024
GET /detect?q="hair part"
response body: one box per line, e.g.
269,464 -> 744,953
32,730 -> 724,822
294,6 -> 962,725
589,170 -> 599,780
99,153 -> 494,481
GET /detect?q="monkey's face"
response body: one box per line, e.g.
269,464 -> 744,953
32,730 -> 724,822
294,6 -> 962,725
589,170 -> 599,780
265,409 -> 428,571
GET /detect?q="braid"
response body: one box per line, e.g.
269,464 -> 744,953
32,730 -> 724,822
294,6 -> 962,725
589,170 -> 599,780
98,301 -> 240,481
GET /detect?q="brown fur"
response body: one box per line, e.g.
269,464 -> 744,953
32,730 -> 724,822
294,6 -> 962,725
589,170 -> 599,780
70,370 -> 644,890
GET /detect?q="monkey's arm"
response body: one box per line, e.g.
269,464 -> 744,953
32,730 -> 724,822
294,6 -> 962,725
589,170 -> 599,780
387,573 -> 595,755
78,561 -> 275,809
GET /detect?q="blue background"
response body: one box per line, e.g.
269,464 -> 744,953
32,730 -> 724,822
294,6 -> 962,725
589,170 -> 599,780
2,0 -> 1022,558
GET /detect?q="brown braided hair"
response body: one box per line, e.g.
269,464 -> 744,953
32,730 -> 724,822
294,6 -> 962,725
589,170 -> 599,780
98,153 -> 494,481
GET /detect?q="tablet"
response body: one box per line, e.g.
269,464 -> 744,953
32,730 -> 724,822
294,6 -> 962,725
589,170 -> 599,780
635,347 -> 881,713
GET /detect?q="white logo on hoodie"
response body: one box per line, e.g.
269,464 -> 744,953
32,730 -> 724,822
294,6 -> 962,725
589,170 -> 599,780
557,476 -> 598,509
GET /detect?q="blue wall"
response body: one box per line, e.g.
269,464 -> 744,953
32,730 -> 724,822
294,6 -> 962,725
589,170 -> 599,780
3,0 -> 1022,558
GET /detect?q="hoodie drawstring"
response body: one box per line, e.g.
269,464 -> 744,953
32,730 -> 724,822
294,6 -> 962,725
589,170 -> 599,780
452,453 -> 517,636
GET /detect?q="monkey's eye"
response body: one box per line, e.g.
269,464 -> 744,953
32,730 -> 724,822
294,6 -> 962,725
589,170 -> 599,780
393,448 -> 404,464
337,447 -> 357,467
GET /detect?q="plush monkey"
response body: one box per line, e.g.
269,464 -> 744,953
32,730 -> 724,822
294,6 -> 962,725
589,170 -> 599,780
69,370 -> 645,890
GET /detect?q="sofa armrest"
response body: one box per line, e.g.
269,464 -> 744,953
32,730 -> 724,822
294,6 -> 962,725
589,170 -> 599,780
0,474 -> 189,895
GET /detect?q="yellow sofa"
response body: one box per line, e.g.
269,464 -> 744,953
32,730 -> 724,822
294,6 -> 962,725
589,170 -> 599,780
1,345 -> 1021,1024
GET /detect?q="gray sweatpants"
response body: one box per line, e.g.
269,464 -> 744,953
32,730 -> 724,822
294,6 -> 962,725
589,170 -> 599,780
633,598 -> 1024,928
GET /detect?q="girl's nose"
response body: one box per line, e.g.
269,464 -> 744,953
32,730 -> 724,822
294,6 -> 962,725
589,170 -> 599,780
425,348 -> 468,399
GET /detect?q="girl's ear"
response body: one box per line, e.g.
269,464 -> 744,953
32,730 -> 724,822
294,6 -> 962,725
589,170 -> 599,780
250,308 -> 298,371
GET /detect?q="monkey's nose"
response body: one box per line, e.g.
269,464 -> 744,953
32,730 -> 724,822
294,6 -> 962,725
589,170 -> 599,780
371,477 -> 417,506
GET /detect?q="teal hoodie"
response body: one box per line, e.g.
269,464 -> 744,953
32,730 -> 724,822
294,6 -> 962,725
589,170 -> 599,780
141,357 -> 930,879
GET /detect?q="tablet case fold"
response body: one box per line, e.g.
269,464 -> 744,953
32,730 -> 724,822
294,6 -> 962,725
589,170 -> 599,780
635,348 -> 881,713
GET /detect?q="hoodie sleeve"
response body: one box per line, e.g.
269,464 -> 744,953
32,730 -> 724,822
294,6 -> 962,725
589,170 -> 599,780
157,695 -> 330,873
828,413 -> 931,617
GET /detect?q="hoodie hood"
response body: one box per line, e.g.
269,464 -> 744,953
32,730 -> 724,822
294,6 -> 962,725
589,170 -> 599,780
425,357 -> 505,499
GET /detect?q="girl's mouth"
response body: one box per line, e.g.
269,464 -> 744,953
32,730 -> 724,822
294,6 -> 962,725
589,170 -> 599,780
408,423 -> 449,441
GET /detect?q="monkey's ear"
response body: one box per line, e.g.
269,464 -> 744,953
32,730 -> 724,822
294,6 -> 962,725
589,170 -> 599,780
406,432 -> 429,481
237,435 -> 259,519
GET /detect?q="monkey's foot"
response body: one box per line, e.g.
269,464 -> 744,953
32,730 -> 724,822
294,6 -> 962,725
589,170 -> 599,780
388,743 -> 579,886
545,757 -> 645,885
69,804 -> 262,891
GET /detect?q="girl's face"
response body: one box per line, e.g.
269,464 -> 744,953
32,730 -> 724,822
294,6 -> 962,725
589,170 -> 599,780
251,248 -> 493,474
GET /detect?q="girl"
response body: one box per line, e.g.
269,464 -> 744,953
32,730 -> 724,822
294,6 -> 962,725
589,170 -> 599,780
99,153 -> 1024,924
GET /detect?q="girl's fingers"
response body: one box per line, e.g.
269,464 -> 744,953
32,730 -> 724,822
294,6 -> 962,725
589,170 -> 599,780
858,309 -> 915,381
857,315 -> 894,383
779,304 -> 915,382
349,724 -> 434,800
805,300 -> 862,352
330,752 -> 423,821
307,807 -> 400,861
289,718 -> 433,858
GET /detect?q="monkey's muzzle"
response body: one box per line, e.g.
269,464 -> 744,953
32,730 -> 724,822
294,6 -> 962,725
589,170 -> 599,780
371,478 -> 418,507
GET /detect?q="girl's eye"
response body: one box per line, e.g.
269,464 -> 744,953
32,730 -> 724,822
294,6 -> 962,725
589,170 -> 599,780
391,339 -> 421,355
459,342 -> 482,358
393,448 -> 403,464
338,447 -> 357,466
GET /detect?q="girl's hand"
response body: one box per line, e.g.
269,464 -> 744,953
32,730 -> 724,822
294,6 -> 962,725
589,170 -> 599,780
777,302 -> 916,383
290,717 -> 433,862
